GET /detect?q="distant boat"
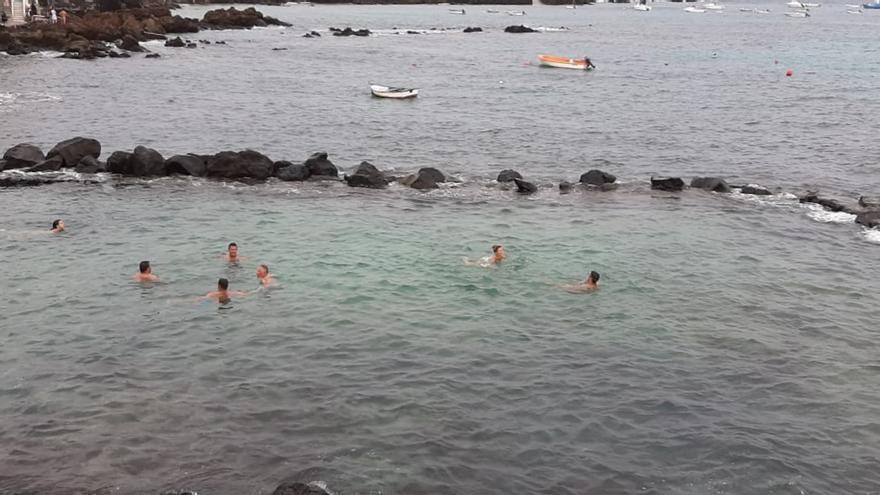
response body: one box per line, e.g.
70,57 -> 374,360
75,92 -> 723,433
785,10 -> 810,16
370,85 -> 419,99
486,9 -> 499,13
633,3 -> 652,10
786,0 -> 805,8
704,2 -> 725,10
863,1 -> 880,8
507,10 -> 526,16
802,2 -> 820,6
756,8 -> 771,13
684,6 -> 706,12
739,7 -> 752,11
847,8 -> 863,12
449,8 -> 465,14
538,54 -> 594,70
845,3 -> 860,7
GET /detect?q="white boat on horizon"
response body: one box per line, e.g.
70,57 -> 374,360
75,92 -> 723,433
486,9 -> 499,13
633,3 -> 652,11
786,0 -> 805,8
704,2 -> 726,10
370,85 -> 419,99
802,2 -> 820,6
448,8 -> 465,14
785,10 -> 810,16
684,6 -> 706,13
507,10 -> 526,16
847,8 -> 863,13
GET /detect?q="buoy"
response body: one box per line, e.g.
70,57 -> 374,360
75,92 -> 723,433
786,69 -> 793,77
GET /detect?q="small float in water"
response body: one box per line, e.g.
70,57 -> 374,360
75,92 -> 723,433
370,85 -> 419,99
538,54 -> 595,70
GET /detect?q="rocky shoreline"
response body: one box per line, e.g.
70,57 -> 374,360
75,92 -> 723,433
2,137 -> 879,232
0,7 -> 288,58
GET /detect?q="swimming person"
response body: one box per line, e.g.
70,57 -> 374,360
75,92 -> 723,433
560,271 -> 600,293
133,261 -> 159,282
224,242 -> 242,262
464,244 -> 507,267
256,264 -> 276,287
201,278 -> 247,304
50,219 -> 65,233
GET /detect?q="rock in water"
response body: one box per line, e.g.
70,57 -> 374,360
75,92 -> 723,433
107,151 -> 133,174
691,177 -> 732,193
859,196 -> 880,209
505,25 -> 537,33
202,7 -> 292,29
130,146 -> 167,176
416,167 -> 445,184
75,155 -> 106,174
3,143 -> 45,170
119,34 -> 144,52
855,210 -> 880,228
651,176 -> 684,192
579,169 -> 617,186
47,137 -> 101,168
559,181 -> 574,193
513,177 -> 538,194
497,169 -> 522,183
740,185 -> 772,196
463,27 -> 483,33
165,37 -> 186,47
165,154 -> 208,176
332,27 -> 371,37
344,161 -> 388,189
271,482 -> 331,495
304,152 -> 339,178
275,161 -> 311,181
28,156 -> 65,172
207,150 -> 275,180
404,168 -> 446,190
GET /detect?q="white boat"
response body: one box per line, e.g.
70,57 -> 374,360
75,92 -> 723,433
538,54 -> 593,70
704,2 -> 726,10
802,2 -> 820,6
756,8 -> 771,13
684,6 -> 706,12
786,0 -> 805,8
785,10 -> 810,16
448,8 -> 465,14
370,85 -> 419,99
565,4 -> 576,8
507,10 -> 526,16
846,3 -> 860,7
486,9 -> 499,13
847,8 -> 862,12
633,3 -> 652,10
739,7 -> 752,11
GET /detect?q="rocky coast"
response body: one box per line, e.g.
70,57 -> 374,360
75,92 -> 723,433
3,137 -> 878,232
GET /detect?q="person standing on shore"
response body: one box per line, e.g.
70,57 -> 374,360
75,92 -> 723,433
29,2 -> 37,19
59,9 -> 67,24
50,7 -> 57,24
133,261 -> 159,283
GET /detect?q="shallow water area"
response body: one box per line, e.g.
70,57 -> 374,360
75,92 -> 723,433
1,3 -> 880,495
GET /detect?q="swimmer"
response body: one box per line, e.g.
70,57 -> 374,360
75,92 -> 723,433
559,270 -> 600,293
224,242 -> 245,262
201,277 -> 247,304
464,244 -> 507,267
133,260 -> 159,282
256,264 -> 276,287
50,219 -> 65,233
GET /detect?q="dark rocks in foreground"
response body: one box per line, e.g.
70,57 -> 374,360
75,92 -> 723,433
580,169 -> 616,186
206,150 -> 276,180
856,210 -> 880,228
271,482 -> 331,495
859,196 -> 880,209
3,144 -> 45,170
740,185 -> 772,196
202,7 -> 291,29
166,154 -> 209,176
276,161 -> 311,181
690,176 -> 731,193
47,137 -> 101,168
505,25 -> 537,33
165,36 -> 186,47
401,167 -> 445,190
497,169 -> 522,183
651,176 -> 684,192
513,177 -> 538,194
304,152 -> 339,178
344,161 -> 388,189
463,27 -> 483,33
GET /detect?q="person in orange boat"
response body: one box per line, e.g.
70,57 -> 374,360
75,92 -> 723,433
583,56 -> 596,69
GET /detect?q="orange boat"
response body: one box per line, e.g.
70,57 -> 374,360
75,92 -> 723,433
538,54 -> 594,70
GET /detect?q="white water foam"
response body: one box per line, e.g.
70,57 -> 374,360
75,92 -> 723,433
862,228 -> 880,244
0,91 -> 62,111
801,203 -> 856,224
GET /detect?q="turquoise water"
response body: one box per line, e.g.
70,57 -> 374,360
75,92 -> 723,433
2,3 -> 880,494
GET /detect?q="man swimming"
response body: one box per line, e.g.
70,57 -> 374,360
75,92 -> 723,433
560,270 -> 600,293
134,260 -> 159,282
256,264 -> 276,287
50,219 -> 65,233
464,244 -> 507,267
225,242 -> 241,262
201,278 -> 247,304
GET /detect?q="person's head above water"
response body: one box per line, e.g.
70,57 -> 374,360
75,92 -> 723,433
51,219 -> 64,232
257,264 -> 269,278
139,261 -> 151,274
227,242 -> 238,257
492,244 -> 506,260
218,278 -> 229,291
586,271 -> 600,286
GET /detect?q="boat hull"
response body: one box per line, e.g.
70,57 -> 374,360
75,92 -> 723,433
370,85 -> 419,99
538,55 -> 590,70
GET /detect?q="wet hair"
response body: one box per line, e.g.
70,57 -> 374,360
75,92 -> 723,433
259,264 -> 269,274
51,219 -> 62,229
139,261 -> 150,273
588,271 -> 600,283
228,242 -> 237,250
218,278 -> 229,290
492,245 -> 502,253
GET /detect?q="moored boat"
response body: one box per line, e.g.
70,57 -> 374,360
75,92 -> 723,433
684,6 -> 706,12
785,10 -> 810,16
538,54 -> 594,70
448,8 -> 465,14
704,3 -> 726,10
370,85 -> 419,99
863,1 -> 880,8
634,4 -> 652,11
507,10 -> 526,16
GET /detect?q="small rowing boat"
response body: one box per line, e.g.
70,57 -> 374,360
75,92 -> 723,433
785,10 -> 810,16
448,8 -> 465,14
684,6 -> 706,13
370,85 -> 419,99
538,54 -> 594,70
507,10 -> 526,16
634,4 -> 652,11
